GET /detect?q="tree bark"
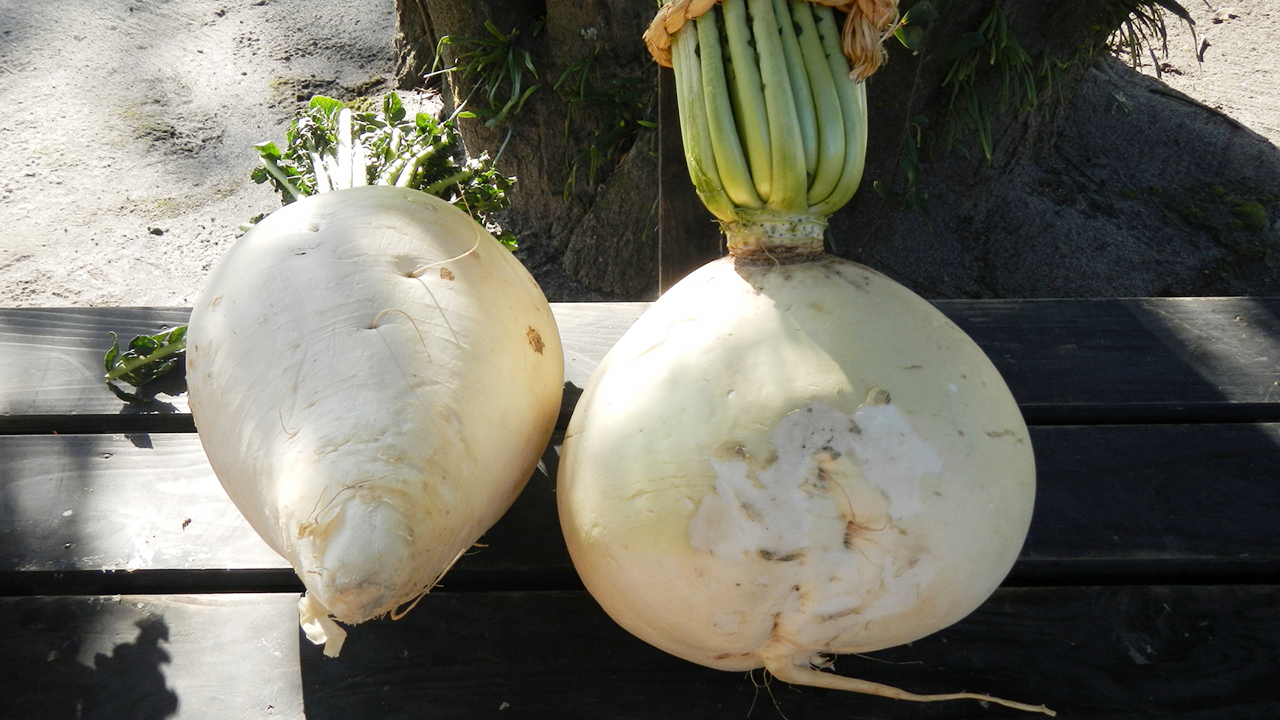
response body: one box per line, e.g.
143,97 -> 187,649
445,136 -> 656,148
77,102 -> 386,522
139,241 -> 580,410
395,0 -> 660,299
394,0 -> 435,89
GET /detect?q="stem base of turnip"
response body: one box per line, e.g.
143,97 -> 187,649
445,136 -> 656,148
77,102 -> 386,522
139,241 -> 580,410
723,211 -> 826,260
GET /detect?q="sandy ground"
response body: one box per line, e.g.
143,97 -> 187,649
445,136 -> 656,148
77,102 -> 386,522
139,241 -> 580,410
1133,0 -> 1279,146
0,0 -> 1276,307
0,0 -> 398,307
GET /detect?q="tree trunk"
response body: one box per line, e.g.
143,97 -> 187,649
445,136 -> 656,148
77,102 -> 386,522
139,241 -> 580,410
394,0 -> 435,89
395,0 -> 660,300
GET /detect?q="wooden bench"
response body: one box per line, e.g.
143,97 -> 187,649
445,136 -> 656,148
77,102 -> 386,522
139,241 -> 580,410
1,299 -> 1277,718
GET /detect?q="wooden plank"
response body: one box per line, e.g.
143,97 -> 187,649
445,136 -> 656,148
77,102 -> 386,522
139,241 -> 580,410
0,431 -> 574,593
0,593 -> 302,719
2,299 -> 1279,431
0,307 -> 193,433
948,297 -> 1280,424
1020,423 -> 1280,583
556,302 -> 649,389
2,424 -> 1276,591
2,586 -> 1273,719
0,304 -> 650,434
0,433 -> 284,575
295,585 -> 1279,719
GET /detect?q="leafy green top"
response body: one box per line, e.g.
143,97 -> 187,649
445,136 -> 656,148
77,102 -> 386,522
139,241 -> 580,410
106,92 -> 518,403
251,93 -> 515,246
103,327 -> 187,404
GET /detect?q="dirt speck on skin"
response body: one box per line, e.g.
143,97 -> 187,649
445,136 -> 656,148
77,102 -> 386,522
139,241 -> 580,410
526,327 -> 545,355
0,0 -> 397,307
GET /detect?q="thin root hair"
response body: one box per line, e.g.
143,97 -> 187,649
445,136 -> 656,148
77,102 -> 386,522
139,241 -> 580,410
298,478 -> 386,539
370,308 -> 431,361
408,221 -> 483,350
762,654 -> 1056,716
390,545 -> 470,621
390,587 -> 429,621
407,213 -> 483,278
745,668 -> 790,720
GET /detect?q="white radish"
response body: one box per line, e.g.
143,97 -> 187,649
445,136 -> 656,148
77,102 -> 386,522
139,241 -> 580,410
558,254 -> 1045,712
559,1 -> 1051,711
187,186 -> 563,656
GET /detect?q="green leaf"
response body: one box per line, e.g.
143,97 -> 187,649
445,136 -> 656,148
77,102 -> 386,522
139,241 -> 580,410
383,92 -> 405,123
308,95 -> 345,115
939,31 -> 987,61
895,26 -> 927,53
903,1 -> 939,24
1151,0 -> 1193,23
103,327 -> 188,404
254,141 -> 282,160
898,155 -> 920,187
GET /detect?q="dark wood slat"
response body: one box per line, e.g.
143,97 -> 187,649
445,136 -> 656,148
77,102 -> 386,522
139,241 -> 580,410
945,297 -> 1280,424
0,307 -> 193,428
2,299 -> 1278,431
2,424 -> 1277,591
0,433 -> 284,574
0,304 -> 649,434
2,586 -> 1274,719
296,585 -> 1278,719
0,431 -> 575,592
551,302 -> 649,388
0,593 -> 302,720
1017,423 -> 1280,584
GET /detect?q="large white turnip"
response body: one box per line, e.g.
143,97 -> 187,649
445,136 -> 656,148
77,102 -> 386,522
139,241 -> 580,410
188,185 -> 562,657
558,0 -> 1049,713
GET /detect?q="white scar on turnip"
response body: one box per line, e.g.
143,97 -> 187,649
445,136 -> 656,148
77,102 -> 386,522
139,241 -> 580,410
684,393 -> 1050,714
689,393 -> 940,624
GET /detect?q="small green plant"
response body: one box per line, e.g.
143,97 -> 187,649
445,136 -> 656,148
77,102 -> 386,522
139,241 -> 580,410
873,114 -> 932,224
434,20 -> 543,129
1230,201 -> 1269,232
875,0 -> 1045,219
876,0 -> 1193,222
1106,0 -> 1195,72
103,327 -> 187,403
555,49 -> 657,198
252,93 -> 515,240
938,3 -> 1038,162
872,1 -> 939,220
